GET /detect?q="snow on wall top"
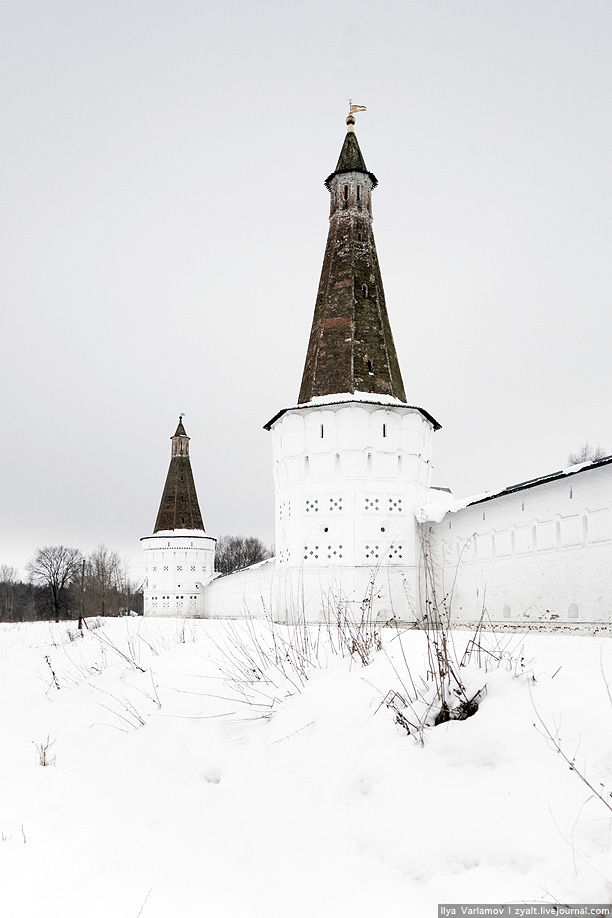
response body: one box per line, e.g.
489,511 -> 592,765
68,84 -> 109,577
416,455 -> 612,523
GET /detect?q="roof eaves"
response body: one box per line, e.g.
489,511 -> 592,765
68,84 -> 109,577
263,400 -> 442,431
324,169 -> 378,191
465,455 -> 612,508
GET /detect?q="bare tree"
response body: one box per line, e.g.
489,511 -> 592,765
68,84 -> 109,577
85,544 -> 123,616
0,565 -> 18,622
567,442 -> 607,466
26,546 -> 82,622
116,559 -> 144,616
214,535 -> 271,575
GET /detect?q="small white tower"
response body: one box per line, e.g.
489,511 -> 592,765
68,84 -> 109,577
265,114 -> 440,622
141,417 -> 216,617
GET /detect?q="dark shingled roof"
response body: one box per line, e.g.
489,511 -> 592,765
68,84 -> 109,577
300,126 -> 405,404
153,419 -> 205,533
324,130 -> 378,189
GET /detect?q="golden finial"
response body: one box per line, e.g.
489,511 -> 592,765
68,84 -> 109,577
347,100 -> 366,131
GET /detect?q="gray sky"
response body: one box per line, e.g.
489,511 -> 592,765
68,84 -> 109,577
2,1 -> 611,580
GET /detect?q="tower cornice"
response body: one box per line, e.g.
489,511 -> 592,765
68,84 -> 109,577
264,396 -> 441,432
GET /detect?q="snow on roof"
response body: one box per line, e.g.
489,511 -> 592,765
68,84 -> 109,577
141,529 -> 215,540
417,455 -> 612,522
309,391 -> 406,406
216,556 -> 276,577
264,394 -> 441,431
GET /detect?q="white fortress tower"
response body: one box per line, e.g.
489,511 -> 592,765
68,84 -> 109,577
142,418 -> 216,616
265,113 -> 441,622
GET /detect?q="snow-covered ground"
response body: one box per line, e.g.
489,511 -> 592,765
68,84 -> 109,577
1,617 -> 611,916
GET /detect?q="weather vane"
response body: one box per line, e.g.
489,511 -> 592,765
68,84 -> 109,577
348,100 -> 367,116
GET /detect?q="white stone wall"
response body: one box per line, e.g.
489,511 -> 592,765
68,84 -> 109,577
269,398 -> 436,621
142,532 -> 216,617
426,463 -> 612,625
202,558 -> 276,619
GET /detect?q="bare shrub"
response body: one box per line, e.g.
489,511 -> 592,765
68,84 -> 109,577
35,736 -> 56,766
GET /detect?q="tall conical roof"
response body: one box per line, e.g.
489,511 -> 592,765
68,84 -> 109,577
324,123 -> 378,189
153,417 -> 205,533
299,120 -> 406,404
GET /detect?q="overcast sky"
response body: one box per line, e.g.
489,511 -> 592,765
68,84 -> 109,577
1,1 -> 611,579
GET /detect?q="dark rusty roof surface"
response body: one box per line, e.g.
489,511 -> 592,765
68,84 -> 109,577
153,420 -> 205,533
300,129 -> 404,404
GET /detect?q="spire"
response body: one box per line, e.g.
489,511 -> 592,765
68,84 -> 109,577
324,114 -> 377,189
153,417 -> 205,533
298,119 -> 406,404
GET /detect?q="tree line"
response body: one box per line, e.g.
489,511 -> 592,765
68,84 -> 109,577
0,535 -> 272,623
0,545 -> 142,623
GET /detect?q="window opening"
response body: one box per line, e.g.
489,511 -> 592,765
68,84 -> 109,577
344,185 -> 349,201
357,185 -> 361,202
367,359 -> 374,375
382,423 -> 387,438
362,284 -> 368,298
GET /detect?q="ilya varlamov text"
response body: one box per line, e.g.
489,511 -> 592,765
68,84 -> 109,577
439,909 -> 611,917
440,910 -> 508,916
